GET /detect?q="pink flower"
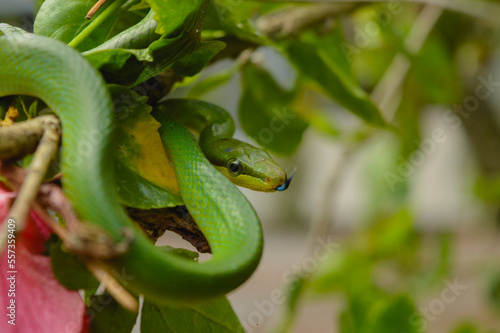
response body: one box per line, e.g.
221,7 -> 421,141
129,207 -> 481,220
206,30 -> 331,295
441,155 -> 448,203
0,183 -> 89,333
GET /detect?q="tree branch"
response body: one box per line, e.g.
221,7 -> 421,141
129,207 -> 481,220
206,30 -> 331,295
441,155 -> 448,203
126,206 -> 210,253
252,0 -> 500,27
0,163 -> 139,312
0,115 -> 59,160
256,3 -> 358,38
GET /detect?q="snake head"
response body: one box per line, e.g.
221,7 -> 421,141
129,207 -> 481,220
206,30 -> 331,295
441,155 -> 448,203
202,139 -> 291,192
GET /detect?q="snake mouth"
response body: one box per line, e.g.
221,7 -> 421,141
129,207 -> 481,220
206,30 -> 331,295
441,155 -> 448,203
276,168 -> 296,191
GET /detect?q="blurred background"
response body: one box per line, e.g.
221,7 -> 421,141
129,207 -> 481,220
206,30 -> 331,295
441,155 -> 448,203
3,0 -> 500,332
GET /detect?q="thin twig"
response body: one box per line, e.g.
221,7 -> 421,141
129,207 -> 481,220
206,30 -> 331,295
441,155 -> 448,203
7,176 -> 139,312
5,118 -> 60,231
34,188 -> 138,311
0,117 -> 61,251
35,207 -> 139,312
371,5 -> 443,119
85,261 -> 139,312
70,0 -> 128,48
86,0 -> 108,20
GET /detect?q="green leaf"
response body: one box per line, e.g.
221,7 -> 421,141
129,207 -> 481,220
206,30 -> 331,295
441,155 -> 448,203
87,292 -> 138,333
158,246 -> 199,260
84,29 -> 178,85
474,174 -> 500,203
282,39 -> 387,127
0,23 -> 29,35
393,95 -> 422,160
369,209 -> 414,256
451,323 -> 479,333
341,291 -> 383,333
84,287 -> 99,307
292,88 -> 340,137
488,271 -> 500,310
84,48 -> 149,85
300,28 -> 354,83
82,3 -> 212,86
133,35 -> 198,85
92,10 -> 160,52
110,85 -> 183,208
141,297 -> 244,333
203,1 -> 268,45
50,238 -> 99,290
408,35 -> 463,104
367,295 -> 421,333
145,0 -> 204,36
172,40 -> 226,77
338,294 -> 421,333
34,0 -> 120,51
34,0 -> 94,42
239,63 -> 308,155
310,250 -> 371,295
106,7 -> 153,44
115,162 -> 183,209
450,322 -> 500,333
84,35 -> 191,86
339,309 -> 355,333
28,99 -> 39,118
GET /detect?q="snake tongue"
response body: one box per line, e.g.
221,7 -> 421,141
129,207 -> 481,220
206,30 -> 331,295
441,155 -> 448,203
276,167 -> 296,191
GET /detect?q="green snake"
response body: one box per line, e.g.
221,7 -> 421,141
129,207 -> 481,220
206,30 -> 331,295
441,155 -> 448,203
0,28 -> 292,302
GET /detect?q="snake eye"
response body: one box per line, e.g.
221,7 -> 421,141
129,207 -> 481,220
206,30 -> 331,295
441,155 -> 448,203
227,158 -> 243,176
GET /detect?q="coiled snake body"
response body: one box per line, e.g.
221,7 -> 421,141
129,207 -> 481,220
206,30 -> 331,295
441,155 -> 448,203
0,29 -> 289,303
